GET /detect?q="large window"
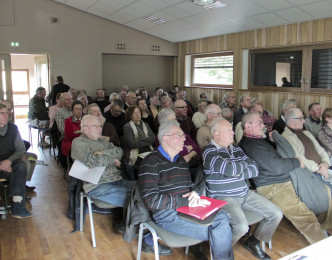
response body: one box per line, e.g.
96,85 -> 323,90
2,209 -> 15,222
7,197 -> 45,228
249,45 -> 332,93
192,53 -> 233,87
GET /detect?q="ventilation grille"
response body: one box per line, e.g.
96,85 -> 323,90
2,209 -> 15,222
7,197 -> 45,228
152,44 -> 161,52
116,43 -> 126,51
50,16 -> 59,24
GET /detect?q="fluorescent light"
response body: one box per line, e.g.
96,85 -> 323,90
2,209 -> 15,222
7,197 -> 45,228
144,16 -> 157,21
204,1 -> 226,9
154,19 -> 165,24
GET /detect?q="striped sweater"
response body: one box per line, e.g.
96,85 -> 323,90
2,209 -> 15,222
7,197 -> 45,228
138,149 -> 196,214
202,140 -> 258,198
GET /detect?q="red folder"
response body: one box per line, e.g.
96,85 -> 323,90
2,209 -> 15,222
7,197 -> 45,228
176,196 -> 228,221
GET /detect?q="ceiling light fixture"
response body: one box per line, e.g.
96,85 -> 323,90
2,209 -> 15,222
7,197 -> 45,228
191,0 -> 226,9
154,19 -> 165,24
145,15 -> 157,21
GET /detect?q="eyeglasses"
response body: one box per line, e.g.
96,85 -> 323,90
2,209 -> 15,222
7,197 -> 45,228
292,117 -> 305,120
164,133 -> 185,138
84,124 -> 102,128
249,120 -> 264,125
0,112 -> 9,116
210,112 -> 222,116
175,106 -> 187,109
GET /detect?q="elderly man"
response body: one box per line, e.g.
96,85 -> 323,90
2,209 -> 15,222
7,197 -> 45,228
197,104 -> 222,149
174,100 -> 197,141
28,87 -> 50,147
239,111 -> 332,245
124,91 -> 136,111
203,117 -> 282,260
118,90 -> 127,103
71,115 -> 135,208
175,90 -> 194,117
94,89 -> 109,112
47,76 -> 70,106
138,120 -> 234,260
219,92 -> 237,112
272,99 -> 297,134
283,108 -> 330,181
304,103 -> 322,137
103,99 -> 126,138
160,96 -> 173,109
192,99 -> 208,128
0,103 -> 31,218
232,94 -> 251,128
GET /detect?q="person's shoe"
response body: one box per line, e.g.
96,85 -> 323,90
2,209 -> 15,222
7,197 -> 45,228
142,241 -> 172,256
243,236 -> 271,260
10,202 -> 32,219
189,244 -> 208,260
26,185 -> 36,192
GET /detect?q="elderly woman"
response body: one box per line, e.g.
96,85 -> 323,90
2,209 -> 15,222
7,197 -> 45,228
317,108 -> 332,161
77,93 -> 88,115
61,101 -> 83,157
49,92 -> 63,128
137,98 -> 155,132
86,103 -> 120,146
148,95 -> 160,119
192,99 -> 208,128
55,92 -> 73,137
156,108 -> 201,166
104,92 -> 120,113
122,106 -> 155,177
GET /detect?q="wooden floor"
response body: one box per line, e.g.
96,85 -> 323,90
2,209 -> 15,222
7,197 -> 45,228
0,121 -> 310,260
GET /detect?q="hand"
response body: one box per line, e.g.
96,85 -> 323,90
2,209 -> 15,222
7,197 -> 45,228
182,191 -> 200,205
318,162 -> 329,179
183,151 -> 197,162
100,135 -> 110,142
269,131 -> 275,142
73,130 -> 81,134
186,145 -> 193,152
114,159 -> 121,168
94,151 -> 103,155
0,159 -> 12,172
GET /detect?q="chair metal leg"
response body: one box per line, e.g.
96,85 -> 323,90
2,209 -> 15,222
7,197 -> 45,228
137,223 -> 144,260
80,193 -> 84,232
152,230 -> 160,260
87,196 -> 96,248
185,246 -> 189,254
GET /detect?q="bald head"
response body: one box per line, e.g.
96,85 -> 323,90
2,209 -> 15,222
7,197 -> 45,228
205,104 -> 222,124
210,118 -> 234,148
174,100 -> 187,118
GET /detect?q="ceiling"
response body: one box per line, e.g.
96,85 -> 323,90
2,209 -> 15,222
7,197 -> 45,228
53,0 -> 332,43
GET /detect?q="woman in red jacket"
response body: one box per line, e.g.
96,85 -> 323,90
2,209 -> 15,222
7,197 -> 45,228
61,101 -> 83,156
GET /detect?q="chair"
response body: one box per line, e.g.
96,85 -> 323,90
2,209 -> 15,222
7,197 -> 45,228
28,119 -> 51,152
0,179 -> 10,220
137,220 -> 204,260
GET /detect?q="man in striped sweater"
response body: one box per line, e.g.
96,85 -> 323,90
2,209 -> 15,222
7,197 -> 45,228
203,118 -> 282,260
138,120 -> 234,260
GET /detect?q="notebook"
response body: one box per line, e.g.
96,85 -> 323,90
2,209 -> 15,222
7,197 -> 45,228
176,196 -> 228,221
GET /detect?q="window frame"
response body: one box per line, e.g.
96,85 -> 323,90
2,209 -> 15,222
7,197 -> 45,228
191,52 -> 234,89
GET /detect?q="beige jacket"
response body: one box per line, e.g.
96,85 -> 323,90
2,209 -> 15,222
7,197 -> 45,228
282,127 -> 330,172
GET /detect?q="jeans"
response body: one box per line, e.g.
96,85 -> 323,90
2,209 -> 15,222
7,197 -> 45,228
87,179 -> 135,208
217,190 -> 283,245
0,159 -> 27,198
153,210 -> 234,260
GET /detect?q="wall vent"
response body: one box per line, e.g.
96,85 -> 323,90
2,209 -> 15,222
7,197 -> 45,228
152,44 -> 161,52
50,16 -> 59,24
116,43 -> 126,51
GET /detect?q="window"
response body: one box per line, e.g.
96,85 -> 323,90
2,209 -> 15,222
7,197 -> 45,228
192,53 -> 233,87
250,50 -> 302,88
311,48 -> 332,89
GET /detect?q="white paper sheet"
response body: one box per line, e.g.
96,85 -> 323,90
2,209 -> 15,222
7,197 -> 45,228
68,160 -> 105,185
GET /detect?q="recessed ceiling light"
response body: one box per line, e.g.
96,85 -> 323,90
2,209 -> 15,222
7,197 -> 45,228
191,0 -> 226,9
154,19 -> 165,24
144,16 -> 157,21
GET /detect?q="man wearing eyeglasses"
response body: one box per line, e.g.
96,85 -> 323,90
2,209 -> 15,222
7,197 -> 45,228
240,110 -> 332,245
138,120 -> 234,260
203,117 -> 282,260
0,103 -> 32,218
103,99 -> 126,138
173,100 -> 197,142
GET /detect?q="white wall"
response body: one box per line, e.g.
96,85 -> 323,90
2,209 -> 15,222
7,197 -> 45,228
0,0 -> 178,97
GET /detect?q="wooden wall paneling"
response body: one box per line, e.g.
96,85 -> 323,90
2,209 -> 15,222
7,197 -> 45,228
301,21 -> 309,43
324,18 -> 332,41
317,19 -> 325,42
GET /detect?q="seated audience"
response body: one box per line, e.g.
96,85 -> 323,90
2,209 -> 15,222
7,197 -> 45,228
138,120 -> 234,260
122,106 -> 155,176
219,92 -> 237,112
94,88 -> 109,112
155,87 -> 163,100
87,104 -> 120,146
203,118 -> 282,259
239,111 -> 332,245
175,90 -> 194,117
124,91 -> 137,111
103,92 -> 119,113
233,94 -> 251,128
0,103 -> 31,218
47,76 -> 70,106
282,108 -> 331,182
55,92 -> 73,137
71,115 -> 135,209
252,98 -> 276,133
103,99 -> 126,138
61,101 -> 83,157
197,104 -> 222,149
139,89 -> 150,107
77,93 -> 88,115
221,107 -> 233,122
49,92 -> 63,128
137,98 -> 155,132
317,108 -> 332,160
304,102 -> 322,137
167,90 -> 175,101
28,87 -> 50,147
160,96 -> 173,109
192,99 -> 208,128
200,92 -> 208,99
118,90 -> 127,103
148,95 -> 160,119
174,100 -> 197,142
69,88 -> 78,101
77,89 -> 93,104
272,99 -> 297,134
